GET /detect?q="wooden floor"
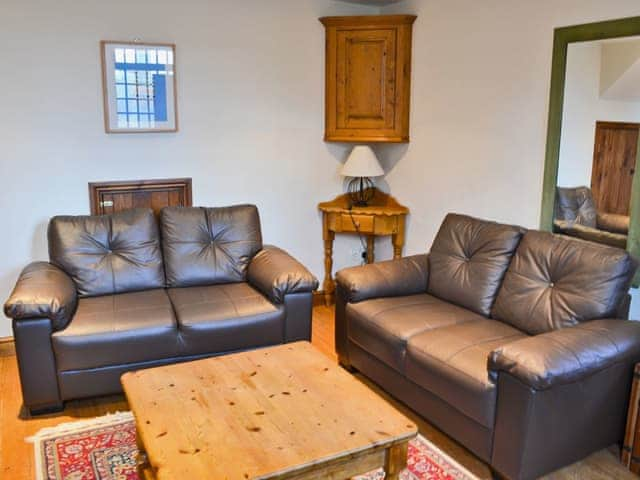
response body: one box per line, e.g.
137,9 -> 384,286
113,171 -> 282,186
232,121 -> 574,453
0,305 -> 634,479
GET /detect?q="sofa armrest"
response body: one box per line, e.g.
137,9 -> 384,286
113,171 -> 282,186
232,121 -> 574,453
247,246 -> 318,304
335,254 -> 429,303
597,212 -> 630,235
4,262 -> 77,331
488,319 -> 640,390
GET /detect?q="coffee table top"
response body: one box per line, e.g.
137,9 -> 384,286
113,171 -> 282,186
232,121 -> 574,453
121,341 -> 417,480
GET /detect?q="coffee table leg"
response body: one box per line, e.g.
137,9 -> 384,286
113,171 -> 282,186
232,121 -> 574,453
384,442 -> 408,480
136,432 -> 152,479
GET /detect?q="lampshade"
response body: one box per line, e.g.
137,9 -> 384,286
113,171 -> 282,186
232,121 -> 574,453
341,146 -> 384,178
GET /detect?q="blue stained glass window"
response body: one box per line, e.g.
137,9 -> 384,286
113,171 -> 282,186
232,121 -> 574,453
112,46 -> 171,129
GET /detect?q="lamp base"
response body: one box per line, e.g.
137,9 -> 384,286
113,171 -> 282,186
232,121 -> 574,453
347,177 -> 375,206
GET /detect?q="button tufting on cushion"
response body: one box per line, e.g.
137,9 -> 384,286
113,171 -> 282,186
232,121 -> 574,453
492,231 -> 637,335
48,209 -> 165,297
427,213 -> 525,316
161,205 -> 263,287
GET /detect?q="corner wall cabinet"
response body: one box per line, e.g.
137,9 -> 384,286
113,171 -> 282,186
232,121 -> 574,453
320,15 -> 416,143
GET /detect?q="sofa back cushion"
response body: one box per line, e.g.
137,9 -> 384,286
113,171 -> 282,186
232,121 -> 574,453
492,230 -> 637,335
161,205 -> 262,287
427,214 -> 525,316
555,186 -> 597,228
48,208 -> 165,297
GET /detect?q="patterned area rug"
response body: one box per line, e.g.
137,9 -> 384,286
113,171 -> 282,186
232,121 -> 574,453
28,412 -> 478,480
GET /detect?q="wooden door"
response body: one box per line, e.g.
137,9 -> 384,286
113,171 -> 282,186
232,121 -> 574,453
591,121 -> 639,215
89,178 -> 192,216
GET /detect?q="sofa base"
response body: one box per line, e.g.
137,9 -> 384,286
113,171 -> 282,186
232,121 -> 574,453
348,341 -> 493,462
57,343 -> 284,403
25,401 -> 64,417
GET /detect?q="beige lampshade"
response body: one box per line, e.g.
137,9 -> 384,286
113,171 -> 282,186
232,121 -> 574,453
341,146 -> 384,178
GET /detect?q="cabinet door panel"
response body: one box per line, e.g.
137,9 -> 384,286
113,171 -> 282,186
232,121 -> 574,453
336,29 -> 396,130
321,15 -> 415,143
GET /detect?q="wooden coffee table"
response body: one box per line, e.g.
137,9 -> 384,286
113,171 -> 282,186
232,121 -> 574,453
121,341 -> 417,480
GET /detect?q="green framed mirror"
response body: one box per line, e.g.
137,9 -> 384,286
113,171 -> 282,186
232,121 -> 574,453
540,16 -> 640,286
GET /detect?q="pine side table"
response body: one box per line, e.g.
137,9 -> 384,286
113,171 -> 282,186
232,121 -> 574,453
318,189 -> 409,305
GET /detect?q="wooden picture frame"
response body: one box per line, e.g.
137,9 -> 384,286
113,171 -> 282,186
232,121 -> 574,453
539,16 -> 640,286
100,40 -> 178,133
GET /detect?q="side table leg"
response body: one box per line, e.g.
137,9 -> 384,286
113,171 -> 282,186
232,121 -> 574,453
392,217 -> 406,259
322,216 -> 335,306
384,442 -> 408,480
366,236 -> 375,264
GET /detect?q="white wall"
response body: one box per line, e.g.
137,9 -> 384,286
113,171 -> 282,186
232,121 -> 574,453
378,0 -> 640,317
3,0 -> 640,338
0,0 -> 378,337
558,41 -> 640,187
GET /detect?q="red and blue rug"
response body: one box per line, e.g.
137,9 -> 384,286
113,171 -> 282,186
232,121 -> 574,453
29,412 -> 478,480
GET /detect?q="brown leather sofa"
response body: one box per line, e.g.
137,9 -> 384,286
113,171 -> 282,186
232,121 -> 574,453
554,186 -> 629,248
335,213 -> 640,480
4,206 -> 318,415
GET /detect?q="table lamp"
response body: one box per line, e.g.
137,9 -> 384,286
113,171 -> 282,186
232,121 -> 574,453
341,145 -> 384,206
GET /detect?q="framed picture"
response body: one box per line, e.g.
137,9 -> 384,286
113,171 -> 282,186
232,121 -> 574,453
100,41 -> 178,133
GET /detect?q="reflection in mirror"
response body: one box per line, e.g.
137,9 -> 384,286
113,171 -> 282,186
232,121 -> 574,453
555,36 -> 640,249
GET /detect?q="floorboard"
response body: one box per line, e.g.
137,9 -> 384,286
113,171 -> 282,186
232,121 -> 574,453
0,306 -> 633,479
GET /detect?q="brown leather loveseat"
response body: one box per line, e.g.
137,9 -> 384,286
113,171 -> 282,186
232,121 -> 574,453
554,186 -> 629,248
4,205 -> 318,415
335,213 -> 640,480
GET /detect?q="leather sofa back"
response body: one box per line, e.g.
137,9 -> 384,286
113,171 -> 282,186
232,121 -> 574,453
555,186 -> 597,228
161,205 -> 262,287
48,209 -> 165,297
492,230 -> 637,334
427,214 -> 524,316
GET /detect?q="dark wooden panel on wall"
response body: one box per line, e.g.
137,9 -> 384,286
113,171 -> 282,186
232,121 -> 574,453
89,178 -> 192,216
591,121 -> 639,215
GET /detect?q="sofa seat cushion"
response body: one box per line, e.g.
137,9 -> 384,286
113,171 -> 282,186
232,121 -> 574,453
406,319 -> 526,428
168,282 -> 285,355
52,289 -> 179,371
347,294 -> 486,373
427,214 -> 524,316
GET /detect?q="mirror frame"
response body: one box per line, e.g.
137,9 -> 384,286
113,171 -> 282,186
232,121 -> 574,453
540,16 -> 640,286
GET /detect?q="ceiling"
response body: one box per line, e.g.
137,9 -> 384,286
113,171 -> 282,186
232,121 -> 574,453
600,38 -> 640,101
